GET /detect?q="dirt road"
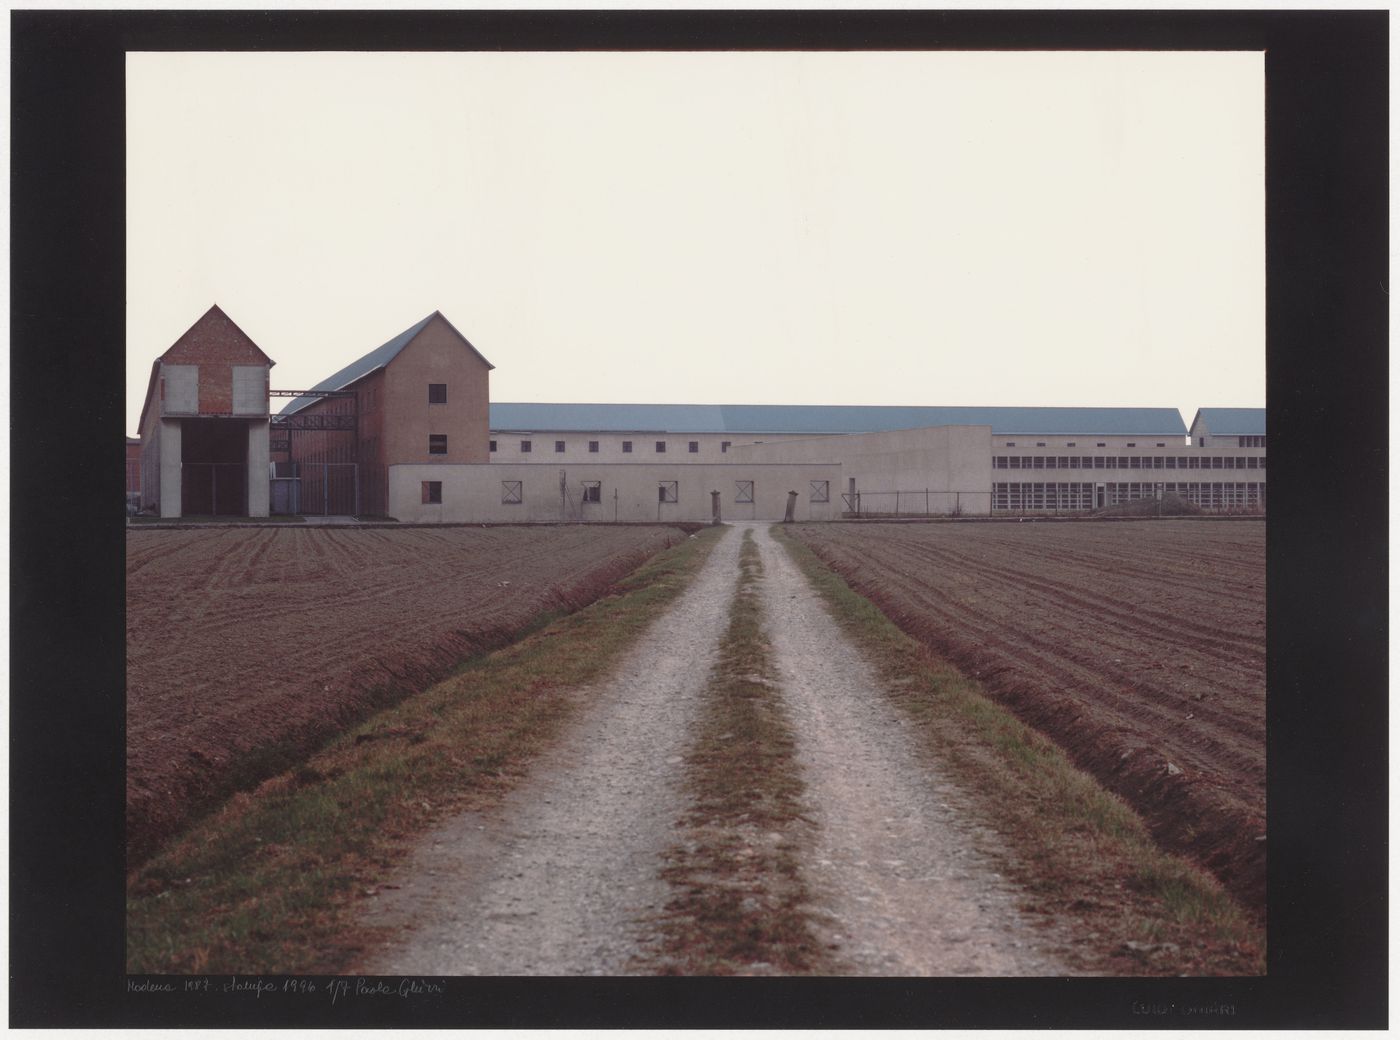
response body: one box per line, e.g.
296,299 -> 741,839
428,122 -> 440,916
358,522 -> 1067,976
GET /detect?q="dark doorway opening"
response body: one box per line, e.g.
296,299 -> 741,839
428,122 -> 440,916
182,419 -> 248,516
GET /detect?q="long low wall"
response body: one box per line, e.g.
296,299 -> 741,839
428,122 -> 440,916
389,461 -> 847,523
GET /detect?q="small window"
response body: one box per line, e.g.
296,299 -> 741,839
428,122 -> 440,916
429,434 -> 447,455
501,480 -> 523,504
688,441 -> 699,453
1036,442 -> 1046,448
555,440 -> 566,453
588,441 -> 599,453
1005,442 -> 1016,447
1127,443 -> 1136,448
1199,437 -> 1207,447
428,383 -> 447,404
421,481 -> 442,504
622,440 -> 633,454
581,480 -> 601,503
810,480 -> 829,503
1066,442 -> 1076,447
655,441 -> 667,453
1238,436 -> 1246,448
735,480 -> 754,504
489,440 -> 497,453
721,441 -> 731,453
1156,442 -> 1166,448
1096,442 -> 1106,448
658,480 -> 678,503
521,440 -> 532,453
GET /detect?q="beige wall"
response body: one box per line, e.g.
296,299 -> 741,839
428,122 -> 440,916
389,461 -> 846,523
246,419 -> 270,517
384,314 -> 491,466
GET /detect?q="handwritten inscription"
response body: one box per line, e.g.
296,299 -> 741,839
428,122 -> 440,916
125,975 -> 446,1004
1132,1001 -> 1238,1017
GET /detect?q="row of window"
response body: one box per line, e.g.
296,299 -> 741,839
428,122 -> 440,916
420,479 -> 832,506
993,454 -> 1266,471
1004,440 -> 1167,448
489,438 -> 735,455
991,481 -> 1267,510
1237,435 -> 1267,448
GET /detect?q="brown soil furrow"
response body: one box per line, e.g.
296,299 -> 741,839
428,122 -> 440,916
846,571 -> 1263,799
126,525 -> 689,866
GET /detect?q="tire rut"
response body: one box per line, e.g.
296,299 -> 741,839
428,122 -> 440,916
357,526 -> 743,975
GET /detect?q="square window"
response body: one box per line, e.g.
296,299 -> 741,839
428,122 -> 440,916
489,440 -> 497,453
658,480 -> 678,503
421,480 -> 442,504
521,440 -> 532,453
555,440 -> 566,453
735,480 -> 754,503
429,434 -> 447,455
588,441 -> 599,453
622,440 -> 633,453
501,480 -> 523,504
688,441 -> 699,453
581,480 -> 601,503
810,480 -> 829,503
721,441 -> 731,453
428,383 -> 447,404
656,441 -> 667,453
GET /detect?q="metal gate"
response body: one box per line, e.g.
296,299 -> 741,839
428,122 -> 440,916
274,463 -> 359,516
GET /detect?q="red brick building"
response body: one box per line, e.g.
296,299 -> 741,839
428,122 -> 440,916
275,312 -> 492,516
136,305 -> 275,517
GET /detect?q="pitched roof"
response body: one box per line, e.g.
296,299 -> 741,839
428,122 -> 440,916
138,304 -> 274,433
487,403 -> 1188,437
1189,408 -> 1267,437
279,312 -> 493,416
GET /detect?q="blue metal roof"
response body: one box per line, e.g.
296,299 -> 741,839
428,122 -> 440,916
488,403 -> 1187,436
1190,408 -> 1266,437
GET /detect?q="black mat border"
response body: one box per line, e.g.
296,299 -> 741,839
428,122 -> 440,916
9,8 -> 1388,1029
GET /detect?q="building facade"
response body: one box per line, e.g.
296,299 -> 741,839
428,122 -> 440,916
135,305 -> 274,518
137,306 -> 1263,523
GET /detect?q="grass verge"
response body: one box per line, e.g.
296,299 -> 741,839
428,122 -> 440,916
771,524 -> 1264,976
126,526 -> 725,974
638,529 -> 831,976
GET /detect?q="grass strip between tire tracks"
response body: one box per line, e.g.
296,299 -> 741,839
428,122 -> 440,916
126,526 -> 725,974
770,525 -> 1264,977
638,529 -> 831,976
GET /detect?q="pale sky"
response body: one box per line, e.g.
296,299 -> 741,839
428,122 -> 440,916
126,51 -> 1264,436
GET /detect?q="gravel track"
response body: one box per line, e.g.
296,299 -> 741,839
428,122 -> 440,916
359,526 -> 744,975
358,522 -> 1069,976
751,525 -> 1067,976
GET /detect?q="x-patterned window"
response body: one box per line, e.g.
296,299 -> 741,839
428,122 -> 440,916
658,481 -> 678,503
735,480 -> 754,503
501,481 -> 523,504
810,480 -> 829,503
581,481 -> 601,503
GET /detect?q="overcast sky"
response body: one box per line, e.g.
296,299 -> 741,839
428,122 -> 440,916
126,51 -> 1264,435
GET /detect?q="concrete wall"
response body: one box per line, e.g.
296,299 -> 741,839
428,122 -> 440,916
246,419 -> 270,517
388,461 -> 845,524
730,425 -> 994,514
158,419 -> 182,518
232,366 -> 269,416
162,364 -> 199,414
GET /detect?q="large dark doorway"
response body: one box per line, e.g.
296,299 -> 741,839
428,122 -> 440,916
181,419 -> 248,516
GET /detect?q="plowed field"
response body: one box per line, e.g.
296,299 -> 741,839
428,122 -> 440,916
787,519 -> 1265,911
127,525 -> 689,865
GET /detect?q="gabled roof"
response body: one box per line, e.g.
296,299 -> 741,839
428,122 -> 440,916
487,403 -> 1188,437
280,312 -> 494,416
1189,408 -> 1266,437
138,304 -> 274,433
